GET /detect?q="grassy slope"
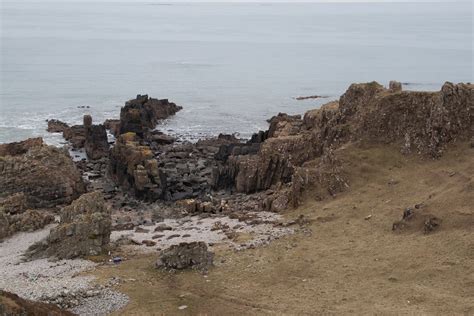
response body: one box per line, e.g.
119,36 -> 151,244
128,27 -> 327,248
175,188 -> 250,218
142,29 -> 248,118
94,142 -> 473,315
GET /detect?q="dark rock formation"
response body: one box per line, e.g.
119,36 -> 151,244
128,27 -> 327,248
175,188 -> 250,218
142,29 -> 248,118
47,119 -> 70,133
84,116 -> 109,160
389,80 -> 402,92
155,241 -> 213,271
26,192 -> 111,259
104,119 -> 121,136
0,290 -> 75,316
109,133 -> 164,200
392,206 -> 441,234
0,137 -> 43,156
63,125 -> 86,149
0,143 -> 85,209
119,95 -> 182,137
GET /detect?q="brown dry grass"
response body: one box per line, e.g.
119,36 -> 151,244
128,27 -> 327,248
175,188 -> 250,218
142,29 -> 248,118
93,142 -> 474,315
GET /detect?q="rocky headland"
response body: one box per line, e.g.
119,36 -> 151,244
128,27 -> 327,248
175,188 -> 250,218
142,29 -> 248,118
1,82 -> 472,315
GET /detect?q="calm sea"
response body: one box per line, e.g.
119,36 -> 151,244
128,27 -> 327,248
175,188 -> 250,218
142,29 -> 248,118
0,1 -> 472,144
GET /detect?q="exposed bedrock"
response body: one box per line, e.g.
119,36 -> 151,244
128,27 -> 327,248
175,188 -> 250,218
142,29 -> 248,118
156,241 -> 214,271
0,140 -> 86,209
119,94 -> 182,137
0,290 -> 75,316
212,81 -> 473,205
0,137 -> 44,157
109,132 -> 164,200
84,115 -> 109,160
47,119 -> 70,134
26,191 -> 111,260
109,133 -> 240,201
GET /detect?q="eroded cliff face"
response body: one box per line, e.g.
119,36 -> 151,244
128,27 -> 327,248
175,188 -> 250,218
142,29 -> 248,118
213,82 -> 473,205
0,139 -> 86,239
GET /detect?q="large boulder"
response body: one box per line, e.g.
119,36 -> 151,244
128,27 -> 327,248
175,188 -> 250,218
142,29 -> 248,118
63,125 -> 86,149
26,192 -> 111,259
0,143 -> 85,209
119,95 -> 182,137
156,242 -> 214,271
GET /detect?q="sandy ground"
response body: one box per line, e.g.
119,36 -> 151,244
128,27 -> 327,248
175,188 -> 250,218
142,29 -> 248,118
91,142 -> 474,315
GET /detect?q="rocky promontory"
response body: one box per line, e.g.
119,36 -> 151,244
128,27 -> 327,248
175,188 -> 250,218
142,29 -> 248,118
1,81 -> 472,315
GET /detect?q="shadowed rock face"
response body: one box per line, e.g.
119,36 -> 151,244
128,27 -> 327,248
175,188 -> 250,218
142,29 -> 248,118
119,95 -> 182,137
109,133 -> 239,201
0,142 -> 85,209
26,192 -> 111,260
0,204 -> 55,240
0,137 -> 43,157
0,290 -> 75,316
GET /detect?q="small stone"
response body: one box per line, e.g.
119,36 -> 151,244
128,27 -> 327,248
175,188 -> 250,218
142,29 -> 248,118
154,223 -> 173,232
178,305 -> 188,310
142,240 -> 157,247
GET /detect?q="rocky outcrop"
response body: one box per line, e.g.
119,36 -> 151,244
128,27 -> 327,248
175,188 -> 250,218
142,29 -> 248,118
47,119 -> 70,134
63,125 -> 86,149
119,95 -> 182,137
109,133 -> 240,201
156,242 -> 213,271
392,205 -> 441,234
0,290 -> 75,316
0,193 -> 55,240
0,137 -> 43,156
109,133 -> 163,200
0,143 -> 85,209
104,119 -> 121,136
84,115 -> 109,160
212,81 -> 473,207
26,192 -> 111,260
357,82 -> 473,157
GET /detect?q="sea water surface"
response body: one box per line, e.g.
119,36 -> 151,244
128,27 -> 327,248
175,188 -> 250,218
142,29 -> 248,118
0,1 -> 472,144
